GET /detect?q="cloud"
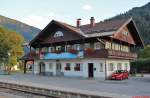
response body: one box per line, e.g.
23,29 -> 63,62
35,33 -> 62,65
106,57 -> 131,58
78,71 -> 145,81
82,4 -> 93,11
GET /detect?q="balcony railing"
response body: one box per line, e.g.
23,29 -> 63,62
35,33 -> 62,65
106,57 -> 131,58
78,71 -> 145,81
84,49 -> 137,60
38,49 -> 137,60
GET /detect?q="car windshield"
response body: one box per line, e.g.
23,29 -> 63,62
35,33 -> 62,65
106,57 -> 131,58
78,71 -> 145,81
115,70 -> 123,74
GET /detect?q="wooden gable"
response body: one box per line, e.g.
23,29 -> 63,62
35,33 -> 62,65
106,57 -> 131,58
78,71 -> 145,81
30,20 -> 84,47
113,26 -> 135,45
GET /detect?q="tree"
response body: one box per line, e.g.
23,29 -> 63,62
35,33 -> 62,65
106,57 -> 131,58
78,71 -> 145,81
0,27 -> 24,72
139,45 -> 150,58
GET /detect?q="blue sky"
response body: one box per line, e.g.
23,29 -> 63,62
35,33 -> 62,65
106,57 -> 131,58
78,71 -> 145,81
0,0 -> 149,29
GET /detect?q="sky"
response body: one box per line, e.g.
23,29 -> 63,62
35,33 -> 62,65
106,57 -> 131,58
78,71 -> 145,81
0,0 -> 150,29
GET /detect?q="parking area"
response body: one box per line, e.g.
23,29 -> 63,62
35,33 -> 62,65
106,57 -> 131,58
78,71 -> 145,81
0,74 -> 150,97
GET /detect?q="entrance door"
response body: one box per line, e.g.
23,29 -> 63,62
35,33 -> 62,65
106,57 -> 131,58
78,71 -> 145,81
39,62 -> 45,75
56,62 -> 62,76
88,63 -> 94,78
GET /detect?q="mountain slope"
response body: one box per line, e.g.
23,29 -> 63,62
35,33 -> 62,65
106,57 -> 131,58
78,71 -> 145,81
0,15 -> 41,41
106,2 -> 150,45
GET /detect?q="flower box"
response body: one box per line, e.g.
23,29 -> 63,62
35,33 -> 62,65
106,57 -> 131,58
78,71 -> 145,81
54,50 -> 62,54
85,48 -> 95,54
68,49 -> 77,54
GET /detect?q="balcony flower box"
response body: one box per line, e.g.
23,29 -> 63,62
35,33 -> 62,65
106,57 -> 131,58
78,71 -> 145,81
85,48 -> 95,54
65,67 -> 70,71
68,49 -> 77,54
54,50 -> 62,54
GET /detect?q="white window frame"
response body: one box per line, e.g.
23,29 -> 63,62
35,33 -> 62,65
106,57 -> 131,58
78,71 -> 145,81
108,63 -> 114,71
56,46 -> 62,51
100,63 -> 103,72
94,42 -> 101,50
84,43 -> 90,49
54,31 -> 63,37
49,63 -> 53,70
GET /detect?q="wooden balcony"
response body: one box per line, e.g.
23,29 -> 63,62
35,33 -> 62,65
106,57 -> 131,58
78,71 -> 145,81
37,49 -> 137,60
84,49 -> 137,60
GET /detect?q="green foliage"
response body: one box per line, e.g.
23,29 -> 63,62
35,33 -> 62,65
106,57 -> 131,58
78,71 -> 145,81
139,45 -> 150,58
107,2 -> 150,45
131,59 -> 150,72
0,27 -> 24,71
0,15 -> 40,41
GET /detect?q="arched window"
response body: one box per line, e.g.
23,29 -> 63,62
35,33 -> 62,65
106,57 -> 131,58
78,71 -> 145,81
54,31 -> 63,37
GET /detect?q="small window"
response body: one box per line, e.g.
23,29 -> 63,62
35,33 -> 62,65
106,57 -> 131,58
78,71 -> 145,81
94,42 -> 101,50
66,45 -> 71,51
117,63 -> 122,70
48,47 -> 55,52
108,63 -> 114,71
74,63 -> 80,71
54,31 -> 63,37
41,47 -> 48,52
35,48 -> 39,53
100,63 -> 103,72
49,63 -> 53,69
84,43 -> 90,49
56,46 -> 62,51
123,32 -> 128,36
65,63 -> 71,71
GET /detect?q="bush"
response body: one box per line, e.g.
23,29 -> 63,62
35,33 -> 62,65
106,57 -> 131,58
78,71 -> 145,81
131,59 -> 150,73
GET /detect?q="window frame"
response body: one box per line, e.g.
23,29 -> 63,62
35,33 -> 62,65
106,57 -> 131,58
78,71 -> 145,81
100,63 -> 103,72
108,63 -> 114,71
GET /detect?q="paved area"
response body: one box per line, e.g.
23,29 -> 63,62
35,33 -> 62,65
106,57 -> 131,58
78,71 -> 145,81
0,74 -> 150,98
0,92 -> 24,98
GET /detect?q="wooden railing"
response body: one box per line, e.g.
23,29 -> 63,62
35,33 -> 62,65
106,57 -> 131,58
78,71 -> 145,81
37,49 -> 137,60
85,49 -> 137,60
107,49 -> 137,59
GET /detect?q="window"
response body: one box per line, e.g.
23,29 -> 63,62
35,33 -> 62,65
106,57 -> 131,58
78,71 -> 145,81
66,45 -> 71,51
54,31 -> 63,37
49,63 -> 53,69
123,31 -> 128,36
100,63 -> 103,72
41,47 -> 48,52
74,63 -> 80,71
94,42 -> 101,50
117,63 -> 122,70
48,47 -> 55,52
35,48 -> 39,53
105,41 -> 111,49
56,46 -> 62,51
125,63 -> 128,70
84,43 -> 90,49
108,63 -> 114,71
65,63 -> 71,71
73,44 -> 81,50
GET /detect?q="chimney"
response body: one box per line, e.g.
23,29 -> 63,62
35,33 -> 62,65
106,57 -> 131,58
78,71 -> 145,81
90,17 -> 95,27
76,18 -> 81,28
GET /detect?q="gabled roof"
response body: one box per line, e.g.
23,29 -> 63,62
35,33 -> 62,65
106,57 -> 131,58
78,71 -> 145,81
30,17 -> 144,47
80,18 -> 128,34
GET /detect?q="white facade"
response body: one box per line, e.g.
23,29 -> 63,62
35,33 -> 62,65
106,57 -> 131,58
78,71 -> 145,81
33,58 -> 130,78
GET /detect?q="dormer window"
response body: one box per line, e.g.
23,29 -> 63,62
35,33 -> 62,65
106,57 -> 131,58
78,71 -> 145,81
54,31 -> 63,37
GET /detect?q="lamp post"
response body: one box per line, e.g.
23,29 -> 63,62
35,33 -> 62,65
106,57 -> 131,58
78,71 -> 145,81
7,52 -> 11,73
2,57 -> 6,72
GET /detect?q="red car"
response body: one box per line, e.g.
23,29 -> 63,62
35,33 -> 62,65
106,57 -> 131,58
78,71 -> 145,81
111,70 -> 129,80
